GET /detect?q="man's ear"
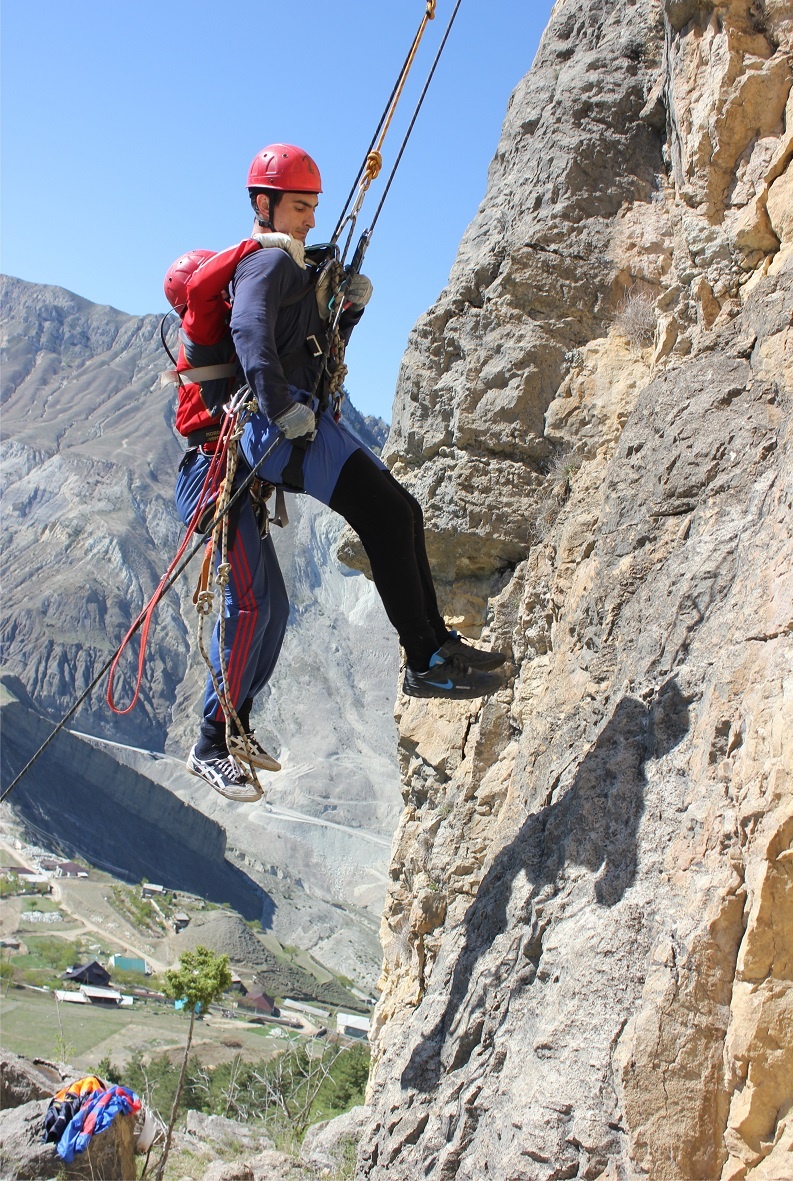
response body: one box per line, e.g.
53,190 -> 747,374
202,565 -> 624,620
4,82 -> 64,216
255,193 -> 270,223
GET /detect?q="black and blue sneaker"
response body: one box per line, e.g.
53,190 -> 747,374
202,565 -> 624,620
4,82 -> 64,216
186,746 -> 263,803
437,631 -> 508,672
402,649 -> 505,699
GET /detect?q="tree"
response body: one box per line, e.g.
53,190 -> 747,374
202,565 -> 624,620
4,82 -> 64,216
153,945 -> 231,1181
0,959 -> 14,995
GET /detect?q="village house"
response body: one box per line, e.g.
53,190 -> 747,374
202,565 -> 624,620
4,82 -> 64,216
336,1012 -> 371,1039
109,954 -> 148,974
56,862 -> 88,878
63,961 -> 111,987
238,989 -> 277,1017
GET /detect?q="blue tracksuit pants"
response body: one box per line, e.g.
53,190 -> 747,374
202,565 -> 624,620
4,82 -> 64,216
175,448 -> 288,727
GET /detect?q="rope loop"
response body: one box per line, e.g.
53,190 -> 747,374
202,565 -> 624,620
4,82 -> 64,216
196,591 -> 214,616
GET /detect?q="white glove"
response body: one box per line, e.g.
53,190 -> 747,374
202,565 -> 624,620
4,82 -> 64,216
274,401 -> 316,439
315,264 -> 334,321
344,271 -> 373,308
315,268 -> 373,319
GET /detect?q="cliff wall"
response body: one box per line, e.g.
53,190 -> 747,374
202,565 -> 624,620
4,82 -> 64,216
363,1 -> 792,1178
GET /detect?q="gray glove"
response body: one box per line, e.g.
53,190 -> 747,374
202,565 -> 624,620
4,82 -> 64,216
274,401 -> 316,439
344,272 -> 373,308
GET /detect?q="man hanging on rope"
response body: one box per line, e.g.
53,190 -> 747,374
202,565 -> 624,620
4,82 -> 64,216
231,144 -> 506,704
167,247 -> 289,803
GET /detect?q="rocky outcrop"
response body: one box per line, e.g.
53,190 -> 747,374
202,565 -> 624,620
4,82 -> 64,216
300,1105 -> 370,1173
0,1097 -> 137,1181
0,1050 -> 64,1110
361,1 -> 793,1179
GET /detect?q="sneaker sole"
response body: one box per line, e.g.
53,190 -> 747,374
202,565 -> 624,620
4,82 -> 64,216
185,753 -> 264,803
227,741 -> 281,773
402,678 -> 502,700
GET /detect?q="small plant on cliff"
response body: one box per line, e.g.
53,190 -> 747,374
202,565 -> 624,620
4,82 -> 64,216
152,945 -> 232,1181
614,287 -> 656,353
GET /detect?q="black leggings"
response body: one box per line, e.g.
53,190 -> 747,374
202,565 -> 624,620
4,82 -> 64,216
329,449 -> 448,669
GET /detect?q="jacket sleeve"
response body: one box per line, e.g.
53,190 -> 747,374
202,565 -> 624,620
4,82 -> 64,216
230,249 -> 300,421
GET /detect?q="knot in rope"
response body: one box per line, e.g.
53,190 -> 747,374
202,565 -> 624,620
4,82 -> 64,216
196,590 -> 214,616
215,562 -> 231,587
363,150 -> 383,189
426,0 -> 436,16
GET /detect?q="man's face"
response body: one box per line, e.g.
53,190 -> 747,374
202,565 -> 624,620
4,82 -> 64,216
271,191 -> 318,242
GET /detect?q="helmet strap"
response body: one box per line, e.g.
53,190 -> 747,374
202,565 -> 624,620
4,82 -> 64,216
253,189 -> 281,232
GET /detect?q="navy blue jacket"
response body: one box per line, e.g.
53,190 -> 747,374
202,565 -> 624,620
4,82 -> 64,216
230,247 -> 361,422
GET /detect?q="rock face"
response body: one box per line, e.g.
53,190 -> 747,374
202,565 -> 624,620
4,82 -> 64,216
0,1049 -> 64,1110
362,2 -> 793,1179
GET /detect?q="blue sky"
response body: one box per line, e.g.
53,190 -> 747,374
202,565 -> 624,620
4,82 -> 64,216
1,1 -> 554,421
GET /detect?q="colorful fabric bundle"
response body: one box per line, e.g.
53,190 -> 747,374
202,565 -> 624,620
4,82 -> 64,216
42,1075 -> 107,1145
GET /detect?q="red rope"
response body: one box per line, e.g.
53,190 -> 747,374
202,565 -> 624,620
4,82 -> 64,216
105,417 -> 237,715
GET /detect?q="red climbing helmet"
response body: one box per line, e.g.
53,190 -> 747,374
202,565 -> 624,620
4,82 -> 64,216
163,249 -> 215,313
246,143 -> 322,193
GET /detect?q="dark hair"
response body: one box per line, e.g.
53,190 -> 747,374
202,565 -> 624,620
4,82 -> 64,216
248,187 -> 283,226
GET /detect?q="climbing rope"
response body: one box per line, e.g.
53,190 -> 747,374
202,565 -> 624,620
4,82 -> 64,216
332,0 -> 438,247
366,0 -> 464,244
316,1 -> 463,406
2,416 -> 285,803
105,405 -> 238,716
193,408 -> 260,781
322,258 -> 350,417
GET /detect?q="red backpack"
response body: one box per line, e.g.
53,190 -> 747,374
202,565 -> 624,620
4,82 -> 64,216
162,239 -> 262,440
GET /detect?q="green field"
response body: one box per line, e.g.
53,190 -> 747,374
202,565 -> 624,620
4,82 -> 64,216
0,988 -> 285,1075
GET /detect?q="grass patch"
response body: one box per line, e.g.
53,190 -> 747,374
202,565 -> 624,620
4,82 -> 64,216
21,896 -> 61,913
109,885 -> 166,935
8,935 -> 87,986
0,990 -> 131,1061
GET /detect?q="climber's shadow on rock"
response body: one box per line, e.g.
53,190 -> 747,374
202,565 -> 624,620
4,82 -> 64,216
402,679 -> 691,1093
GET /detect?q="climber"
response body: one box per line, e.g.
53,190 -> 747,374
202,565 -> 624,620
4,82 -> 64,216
165,245 -> 289,803
232,143 -> 507,698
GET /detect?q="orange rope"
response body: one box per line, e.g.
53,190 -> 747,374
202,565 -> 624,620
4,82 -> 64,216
358,1 -> 436,194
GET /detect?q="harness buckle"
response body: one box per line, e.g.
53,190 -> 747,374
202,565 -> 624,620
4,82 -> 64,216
306,334 -> 324,358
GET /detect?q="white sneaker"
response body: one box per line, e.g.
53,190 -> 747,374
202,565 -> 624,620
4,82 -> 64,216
186,747 -> 263,803
228,731 -> 281,772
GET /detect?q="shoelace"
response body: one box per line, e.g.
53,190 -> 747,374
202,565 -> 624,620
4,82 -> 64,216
213,755 -> 248,783
431,652 -> 471,679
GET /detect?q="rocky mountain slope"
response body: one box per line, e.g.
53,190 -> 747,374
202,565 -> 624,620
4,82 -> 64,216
358,1 -> 793,1179
0,275 -> 400,983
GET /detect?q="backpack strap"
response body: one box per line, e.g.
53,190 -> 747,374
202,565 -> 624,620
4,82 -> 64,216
160,362 -> 238,387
